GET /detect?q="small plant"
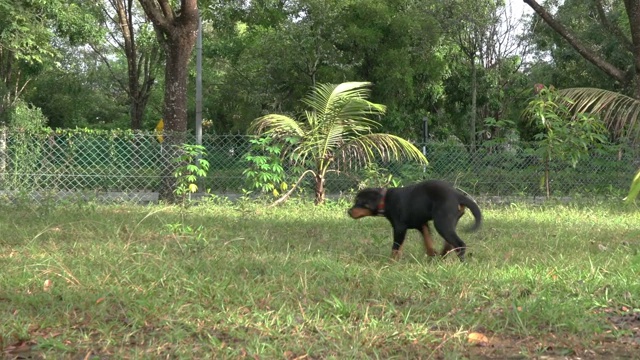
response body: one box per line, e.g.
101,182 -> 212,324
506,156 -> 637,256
523,85 -> 610,198
242,136 -> 289,197
163,222 -> 208,253
172,144 -> 210,204
357,163 -> 402,190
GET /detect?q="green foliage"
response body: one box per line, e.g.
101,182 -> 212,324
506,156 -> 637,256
26,64 -> 131,129
524,85 -> 611,196
0,0 -> 104,113
526,0 -> 631,94
1,101 -> 49,191
249,81 -> 427,204
172,144 -> 210,203
624,169 -> 640,204
242,136 -> 289,196
356,163 -> 402,189
202,0 -> 450,137
5,100 -> 48,130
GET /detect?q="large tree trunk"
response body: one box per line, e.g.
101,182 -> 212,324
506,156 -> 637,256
158,33 -> 195,201
138,0 -> 199,202
162,31 -> 194,133
624,0 -> 640,98
470,56 -> 477,151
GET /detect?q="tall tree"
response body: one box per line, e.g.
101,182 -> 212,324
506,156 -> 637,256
138,0 -> 199,132
441,0 -> 498,148
524,0 -> 640,98
94,0 -> 163,129
207,0 -> 449,138
438,0 -> 530,146
0,0 -> 102,118
138,0 -> 199,201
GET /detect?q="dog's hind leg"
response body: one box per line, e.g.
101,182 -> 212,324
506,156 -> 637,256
433,216 -> 466,261
440,242 -> 454,257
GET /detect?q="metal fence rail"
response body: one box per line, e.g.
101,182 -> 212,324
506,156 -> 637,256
0,129 -> 637,203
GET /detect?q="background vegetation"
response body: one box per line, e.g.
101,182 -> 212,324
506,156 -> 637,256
1,0 -> 637,144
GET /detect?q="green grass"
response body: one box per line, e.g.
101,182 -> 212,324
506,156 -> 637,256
1,198 -> 639,359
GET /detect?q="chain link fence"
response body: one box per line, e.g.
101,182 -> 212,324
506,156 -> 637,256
0,129 -> 638,203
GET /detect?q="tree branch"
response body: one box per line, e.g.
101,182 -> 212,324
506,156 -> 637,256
623,0 -> 640,98
138,0 -> 171,33
269,169 -> 316,207
523,0 -> 627,84
594,0 -> 633,52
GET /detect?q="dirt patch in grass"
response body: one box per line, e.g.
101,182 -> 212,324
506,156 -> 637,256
465,332 -> 639,359
463,307 -> 640,359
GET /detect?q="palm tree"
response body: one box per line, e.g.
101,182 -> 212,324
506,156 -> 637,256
248,81 -> 428,205
558,88 -> 640,203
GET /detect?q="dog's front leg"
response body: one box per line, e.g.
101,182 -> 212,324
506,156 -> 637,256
391,227 -> 407,261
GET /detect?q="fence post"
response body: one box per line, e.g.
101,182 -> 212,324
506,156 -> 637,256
195,14 -> 204,193
422,116 -> 428,173
0,127 -> 6,181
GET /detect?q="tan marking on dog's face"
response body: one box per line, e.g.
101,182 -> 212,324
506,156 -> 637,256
348,207 -> 374,219
421,225 -> 436,257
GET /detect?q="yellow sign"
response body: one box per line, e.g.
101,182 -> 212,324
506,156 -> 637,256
155,119 -> 164,143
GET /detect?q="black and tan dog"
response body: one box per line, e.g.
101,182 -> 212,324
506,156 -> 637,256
348,180 -> 482,261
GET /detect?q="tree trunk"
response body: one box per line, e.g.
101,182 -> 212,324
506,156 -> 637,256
127,60 -> 156,130
314,173 -> 325,205
0,127 -> 6,181
162,32 -> 194,133
110,0 -> 160,130
131,99 -> 145,130
545,164 -> 550,199
470,57 -> 477,151
624,0 -> 640,98
138,0 -> 199,202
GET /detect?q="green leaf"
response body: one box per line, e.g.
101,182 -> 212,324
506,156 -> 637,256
623,169 -> 640,204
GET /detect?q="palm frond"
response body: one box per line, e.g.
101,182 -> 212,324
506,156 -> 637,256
248,114 -> 306,138
560,88 -> 640,143
335,133 -> 428,170
302,82 -> 384,124
623,169 -> 640,204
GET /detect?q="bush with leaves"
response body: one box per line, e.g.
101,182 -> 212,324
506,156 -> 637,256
172,144 -> 210,205
242,136 -> 290,197
1,101 -> 49,190
523,85 -> 611,197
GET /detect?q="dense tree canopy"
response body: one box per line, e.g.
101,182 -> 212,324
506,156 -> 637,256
3,0 -> 640,145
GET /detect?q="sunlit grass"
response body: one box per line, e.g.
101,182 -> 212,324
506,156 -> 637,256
0,198 -> 638,359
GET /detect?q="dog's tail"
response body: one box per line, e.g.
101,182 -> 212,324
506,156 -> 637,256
457,190 -> 482,232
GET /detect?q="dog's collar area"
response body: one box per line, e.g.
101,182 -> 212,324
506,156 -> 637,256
377,188 -> 387,215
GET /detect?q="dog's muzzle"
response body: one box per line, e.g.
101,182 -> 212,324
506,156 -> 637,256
348,207 -> 373,219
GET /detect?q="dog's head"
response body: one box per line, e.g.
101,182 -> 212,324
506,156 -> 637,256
347,188 -> 385,219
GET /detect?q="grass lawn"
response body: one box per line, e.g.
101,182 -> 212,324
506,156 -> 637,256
1,198 -> 639,359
